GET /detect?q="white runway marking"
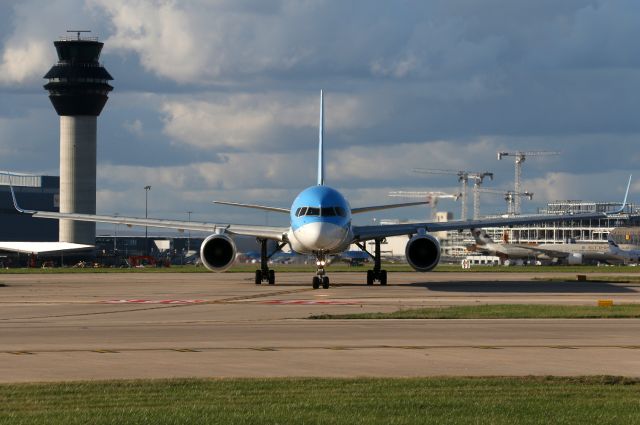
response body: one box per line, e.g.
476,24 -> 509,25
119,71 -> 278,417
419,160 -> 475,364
101,299 -> 206,304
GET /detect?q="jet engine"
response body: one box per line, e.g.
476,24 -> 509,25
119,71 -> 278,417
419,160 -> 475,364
405,234 -> 441,272
567,253 -> 583,265
200,233 -> 237,272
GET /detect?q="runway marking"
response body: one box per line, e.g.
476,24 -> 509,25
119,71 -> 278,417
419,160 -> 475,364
101,299 -> 207,305
262,299 -> 360,305
4,344 -> 639,355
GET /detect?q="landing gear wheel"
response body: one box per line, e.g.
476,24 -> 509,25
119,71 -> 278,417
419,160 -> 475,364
268,269 -> 275,285
366,270 -> 374,285
312,276 -> 320,289
322,276 -> 330,289
255,270 -> 262,285
379,270 -> 387,286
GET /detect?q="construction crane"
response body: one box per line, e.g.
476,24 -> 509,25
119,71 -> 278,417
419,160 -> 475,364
412,169 -> 493,220
388,191 -> 460,220
477,188 -> 534,216
497,151 -> 560,215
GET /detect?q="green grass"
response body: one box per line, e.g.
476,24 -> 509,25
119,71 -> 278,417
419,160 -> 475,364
535,275 -> 640,283
1,263 -> 640,274
1,377 -> 640,424
309,304 -> 640,320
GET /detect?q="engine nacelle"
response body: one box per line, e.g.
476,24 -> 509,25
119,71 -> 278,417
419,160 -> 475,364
567,253 -> 583,265
405,234 -> 441,272
200,233 -> 237,272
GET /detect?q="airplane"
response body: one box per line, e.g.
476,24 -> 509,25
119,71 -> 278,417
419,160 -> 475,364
470,228 -> 626,265
333,250 -> 370,266
608,235 -> 640,263
4,91 -> 633,289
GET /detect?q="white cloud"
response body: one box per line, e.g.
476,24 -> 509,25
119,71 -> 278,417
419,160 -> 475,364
123,119 -> 144,137
90,0 -> 205,83
0,39 -> 51,85
160,92 -> 375,151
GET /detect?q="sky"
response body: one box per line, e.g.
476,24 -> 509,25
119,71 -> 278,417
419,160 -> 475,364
0,0 -> 639,230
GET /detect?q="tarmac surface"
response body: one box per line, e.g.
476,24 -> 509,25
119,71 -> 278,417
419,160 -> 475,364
1,271 -> 640,382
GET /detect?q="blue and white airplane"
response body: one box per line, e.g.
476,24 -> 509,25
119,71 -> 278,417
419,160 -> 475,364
7,91 -> 632,289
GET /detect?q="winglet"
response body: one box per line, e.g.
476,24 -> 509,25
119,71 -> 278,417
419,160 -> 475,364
317,90 -> 324,186
1,172 -> 32,214
609,174 -> 632,215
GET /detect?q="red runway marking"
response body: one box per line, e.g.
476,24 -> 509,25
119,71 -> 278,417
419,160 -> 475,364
101,299 -> 206,305
261,300 -> 360,305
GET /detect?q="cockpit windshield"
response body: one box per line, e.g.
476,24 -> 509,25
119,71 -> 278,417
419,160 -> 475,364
295,206 -> 347,217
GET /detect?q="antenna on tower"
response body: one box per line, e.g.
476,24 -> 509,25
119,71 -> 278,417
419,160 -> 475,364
66,30 -> 91,40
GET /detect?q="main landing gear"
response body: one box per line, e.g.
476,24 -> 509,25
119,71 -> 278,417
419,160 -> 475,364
356,239 -> 387,286
254,239 -> 286,285
312,253 -> 330,289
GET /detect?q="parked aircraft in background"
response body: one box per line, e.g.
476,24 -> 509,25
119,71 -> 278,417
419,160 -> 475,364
5,92 -> 632,288
333,250 -> 370,266
608,235 -> 640,263
470,228 -> 625,265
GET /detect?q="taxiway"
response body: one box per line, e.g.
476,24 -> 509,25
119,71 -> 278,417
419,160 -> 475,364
1,271 -> 640,382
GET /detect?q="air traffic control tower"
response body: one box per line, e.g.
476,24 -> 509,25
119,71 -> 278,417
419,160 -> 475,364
44,31 -> 113,245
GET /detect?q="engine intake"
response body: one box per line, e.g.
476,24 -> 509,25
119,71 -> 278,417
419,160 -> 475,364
567,253 -> 583,265
405,234 -> 441,272
200,233 -> 237,272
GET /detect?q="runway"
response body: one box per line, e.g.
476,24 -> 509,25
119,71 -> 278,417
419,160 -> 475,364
1,271 -> 640,382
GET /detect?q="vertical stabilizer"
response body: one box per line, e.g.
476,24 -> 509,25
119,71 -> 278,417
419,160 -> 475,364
317,90 -> 324,185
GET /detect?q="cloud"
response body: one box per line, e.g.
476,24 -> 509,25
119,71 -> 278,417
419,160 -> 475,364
160,92 -> 375,152
123,119 -> 144,137
90,0 -> 205,84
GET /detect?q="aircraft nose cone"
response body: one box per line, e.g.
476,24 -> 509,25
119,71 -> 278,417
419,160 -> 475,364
295,221 -> 345,251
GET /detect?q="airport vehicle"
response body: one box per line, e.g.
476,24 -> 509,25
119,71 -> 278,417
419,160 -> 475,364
5,92 -> 632,288
470,228 -> 625,265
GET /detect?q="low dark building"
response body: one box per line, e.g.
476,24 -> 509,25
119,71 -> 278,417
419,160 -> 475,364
0,174 -> 59,241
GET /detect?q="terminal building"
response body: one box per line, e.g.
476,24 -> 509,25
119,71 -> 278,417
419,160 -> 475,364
377,200 -> 640,260
0,173 -> 59,241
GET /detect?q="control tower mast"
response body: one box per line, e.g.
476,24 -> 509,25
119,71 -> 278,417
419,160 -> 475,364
43,30 -> 113,245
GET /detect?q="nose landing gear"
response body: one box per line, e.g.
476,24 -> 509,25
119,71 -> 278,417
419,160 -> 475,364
312,253 -> 330,289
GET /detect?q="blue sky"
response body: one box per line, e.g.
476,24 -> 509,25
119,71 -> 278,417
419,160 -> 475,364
0,0 -> 638,229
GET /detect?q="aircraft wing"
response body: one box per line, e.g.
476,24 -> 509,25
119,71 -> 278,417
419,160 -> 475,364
352,211 -> 620,242
4,177 -> 287,241
26,211 -> 287,241
0,242 -> 93,254
353,175 -> 632,241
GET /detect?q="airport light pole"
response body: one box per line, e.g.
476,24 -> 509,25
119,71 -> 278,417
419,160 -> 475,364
114,212 -> 118,253
187,211 -> 192,254
144,186 -> 151,255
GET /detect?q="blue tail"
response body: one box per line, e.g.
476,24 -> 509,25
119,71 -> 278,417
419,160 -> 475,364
317,90 -> 324,186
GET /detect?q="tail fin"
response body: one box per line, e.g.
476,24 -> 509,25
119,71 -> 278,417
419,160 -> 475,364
471,228 -> 493,246
317,90 -> 324,186
609,175 -> 632,214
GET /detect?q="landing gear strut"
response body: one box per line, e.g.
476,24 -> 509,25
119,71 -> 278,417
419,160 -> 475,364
312,252 -> 330,289
254,239 -> 286,285
356,239 -> 387,286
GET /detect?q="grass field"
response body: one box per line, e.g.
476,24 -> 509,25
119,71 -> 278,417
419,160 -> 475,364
309,304 -> 640,320
1,263 -> 640,274
1,377 -> 639,425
